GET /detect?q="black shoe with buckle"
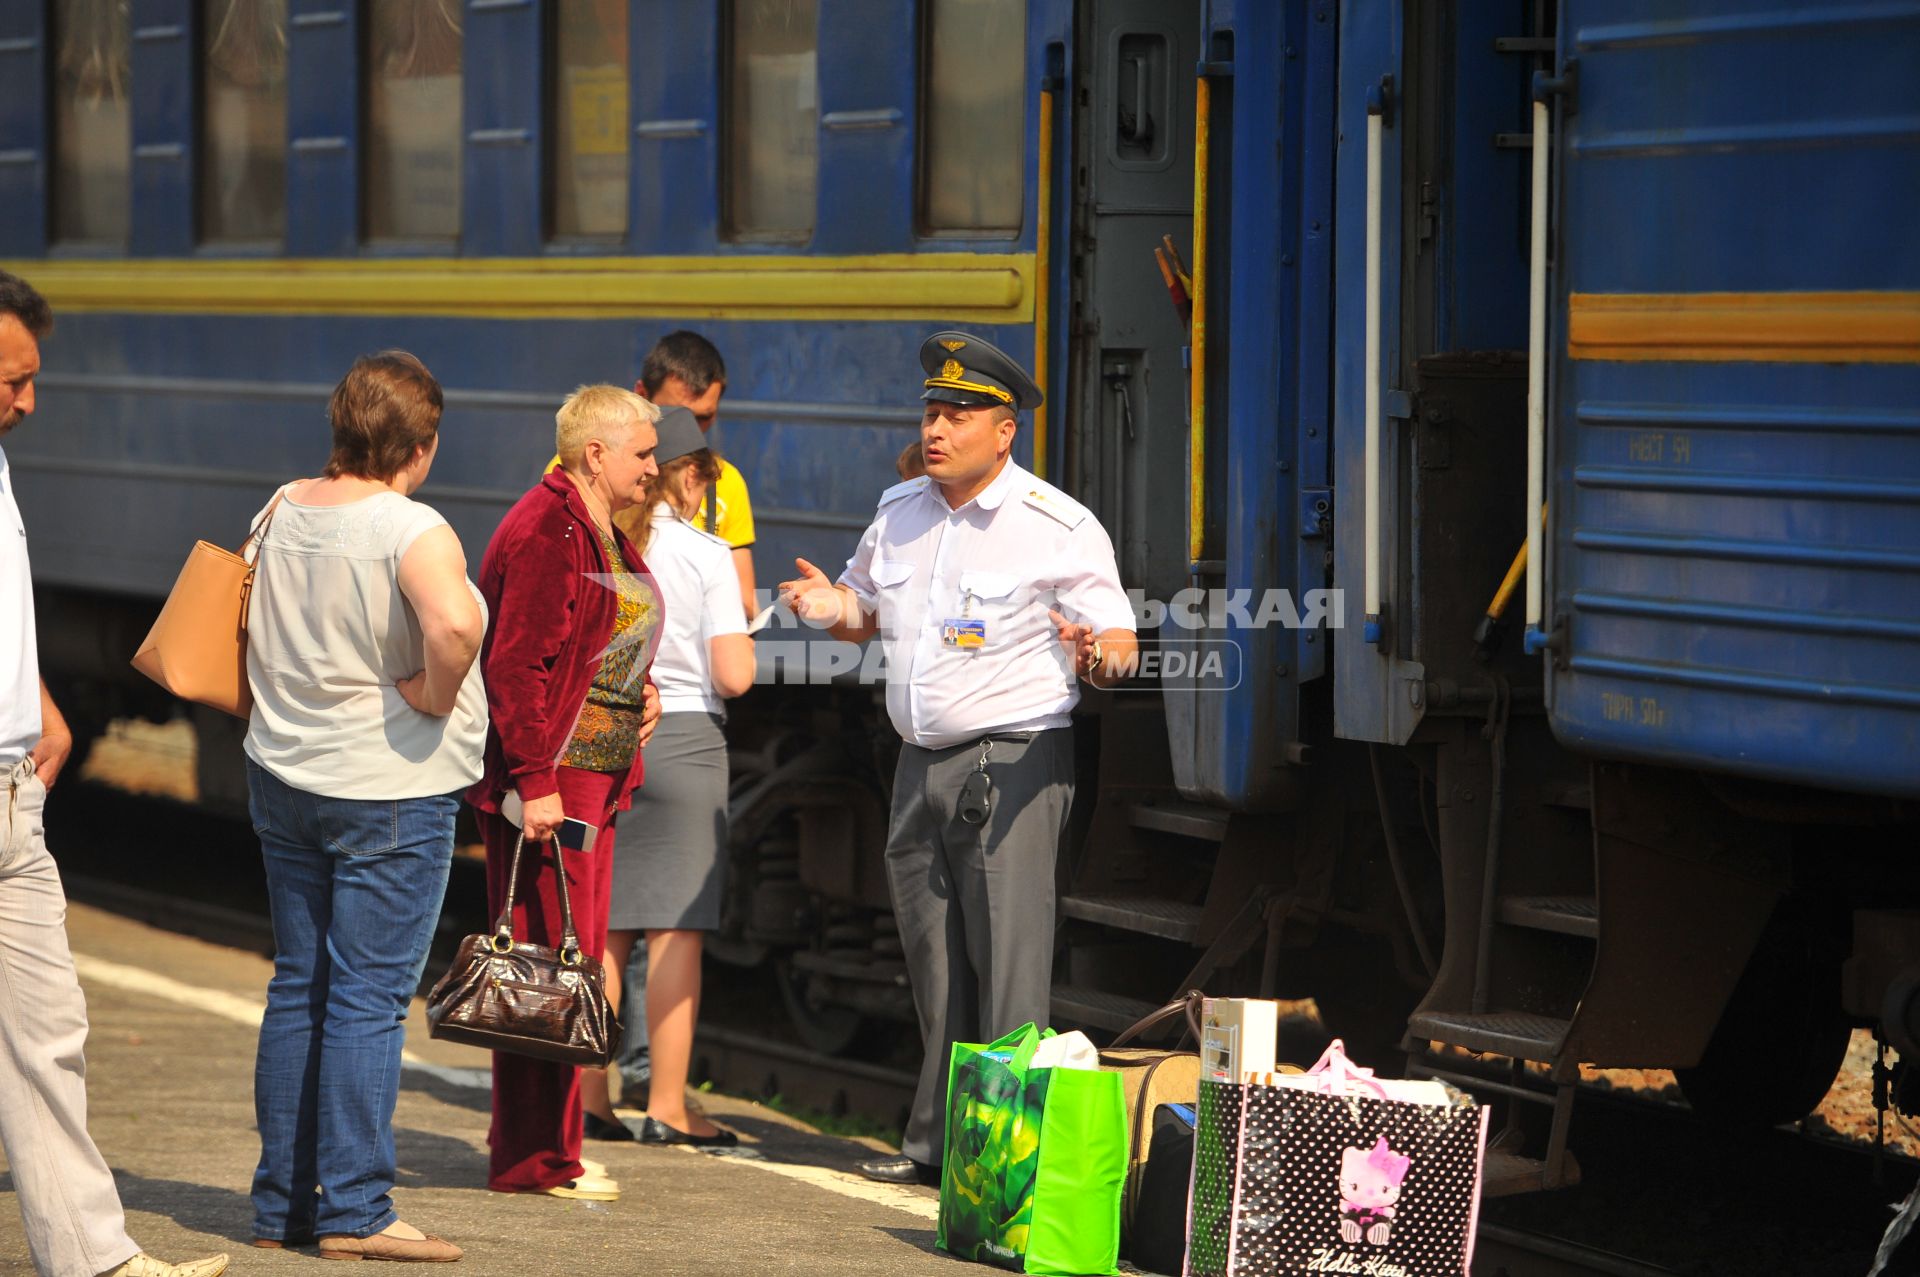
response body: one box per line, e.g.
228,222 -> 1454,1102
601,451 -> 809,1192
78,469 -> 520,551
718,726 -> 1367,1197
858,1154 -> 939,1186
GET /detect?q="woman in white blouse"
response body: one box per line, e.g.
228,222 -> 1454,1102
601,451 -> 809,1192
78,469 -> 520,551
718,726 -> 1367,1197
581,406 -> 753,1146
243,351 -> 485,1261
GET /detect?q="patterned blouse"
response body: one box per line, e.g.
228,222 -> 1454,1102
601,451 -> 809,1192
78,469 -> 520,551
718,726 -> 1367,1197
560,522 -> 661,772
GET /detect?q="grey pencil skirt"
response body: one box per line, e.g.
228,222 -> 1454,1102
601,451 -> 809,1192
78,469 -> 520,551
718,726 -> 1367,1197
607,711 -> 729,931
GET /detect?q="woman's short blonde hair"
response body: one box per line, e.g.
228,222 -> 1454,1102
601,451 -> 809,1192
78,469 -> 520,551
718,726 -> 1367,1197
555,384 -> 660,468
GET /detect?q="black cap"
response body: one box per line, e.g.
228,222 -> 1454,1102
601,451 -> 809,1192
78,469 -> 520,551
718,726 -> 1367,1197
919,331 -> 1043,411
652,405 -> 706,465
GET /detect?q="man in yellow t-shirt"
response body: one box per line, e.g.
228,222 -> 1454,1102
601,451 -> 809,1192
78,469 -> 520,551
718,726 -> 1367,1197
548,331 -> 756,620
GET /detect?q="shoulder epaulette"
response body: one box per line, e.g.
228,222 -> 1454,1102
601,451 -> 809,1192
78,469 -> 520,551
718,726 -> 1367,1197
1022,484 -> 1089,530
877,476 -> 931,508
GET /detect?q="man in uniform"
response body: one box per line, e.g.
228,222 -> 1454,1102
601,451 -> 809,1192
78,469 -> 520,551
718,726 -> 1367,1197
780,332 -> 1138,1185
0,270 -> 229,1277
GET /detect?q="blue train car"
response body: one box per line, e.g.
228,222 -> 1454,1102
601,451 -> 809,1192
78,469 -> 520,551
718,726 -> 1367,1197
3,0 -> 1915,1194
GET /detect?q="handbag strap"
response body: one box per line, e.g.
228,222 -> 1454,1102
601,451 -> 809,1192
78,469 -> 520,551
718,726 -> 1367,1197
1111,988 -> 1205,1049
243,488 -> 288,561
491,831 -> 584,963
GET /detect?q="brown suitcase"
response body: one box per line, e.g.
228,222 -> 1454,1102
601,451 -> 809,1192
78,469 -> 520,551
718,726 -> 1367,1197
1100,991 -> 1207,1241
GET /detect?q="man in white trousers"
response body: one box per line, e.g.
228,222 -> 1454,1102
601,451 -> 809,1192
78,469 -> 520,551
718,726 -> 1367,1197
0,268 -> 229,1277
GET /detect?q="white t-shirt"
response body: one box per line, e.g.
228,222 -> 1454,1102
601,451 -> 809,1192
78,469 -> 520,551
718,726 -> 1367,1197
243,486 -> 489,799
644,503 -> 749,716
837,461 -> 1136,750
0,447 -> 39,767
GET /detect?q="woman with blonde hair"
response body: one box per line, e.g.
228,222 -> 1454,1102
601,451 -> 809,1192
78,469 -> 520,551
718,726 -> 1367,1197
580,406 -> 753,1146
467,385 -> 663,1201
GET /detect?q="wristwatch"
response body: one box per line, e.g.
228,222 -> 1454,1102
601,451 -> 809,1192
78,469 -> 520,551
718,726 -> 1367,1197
1086,637 -> 1105,678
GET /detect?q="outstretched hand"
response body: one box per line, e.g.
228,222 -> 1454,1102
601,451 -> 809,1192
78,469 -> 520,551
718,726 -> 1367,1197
779,557 -> 845,626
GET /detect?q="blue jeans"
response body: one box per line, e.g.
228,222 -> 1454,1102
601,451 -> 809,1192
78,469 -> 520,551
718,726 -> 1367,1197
245,761 -> 459,1241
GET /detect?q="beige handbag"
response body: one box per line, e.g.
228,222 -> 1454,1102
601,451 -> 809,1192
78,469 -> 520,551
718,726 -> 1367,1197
130,491 -> 285,719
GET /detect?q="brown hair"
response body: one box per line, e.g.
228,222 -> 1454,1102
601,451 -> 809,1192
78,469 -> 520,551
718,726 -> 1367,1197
623,448 -> 724,557
323,351 -> 443,482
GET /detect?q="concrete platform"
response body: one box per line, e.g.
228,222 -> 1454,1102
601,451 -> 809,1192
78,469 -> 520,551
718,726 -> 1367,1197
1,901 -> 963,1277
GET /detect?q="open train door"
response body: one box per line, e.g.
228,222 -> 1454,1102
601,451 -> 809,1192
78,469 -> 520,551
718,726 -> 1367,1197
1066,0 -> 1200,605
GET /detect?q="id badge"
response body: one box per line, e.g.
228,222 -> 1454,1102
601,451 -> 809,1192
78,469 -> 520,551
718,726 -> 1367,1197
942,618 -> 987,650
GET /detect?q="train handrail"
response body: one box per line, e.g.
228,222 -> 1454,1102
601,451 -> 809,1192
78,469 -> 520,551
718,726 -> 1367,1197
1524,93 -> 1550,654
1189,74 -> 1211,568
1034,83 -> 1056,481
1363,79 -> 1388,645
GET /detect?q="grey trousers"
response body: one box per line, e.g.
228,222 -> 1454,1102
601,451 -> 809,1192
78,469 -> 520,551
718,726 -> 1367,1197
885,728 -> 1074,1167
0,758 -> 141,1277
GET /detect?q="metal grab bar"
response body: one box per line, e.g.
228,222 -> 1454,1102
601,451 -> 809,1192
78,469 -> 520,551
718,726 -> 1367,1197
1363,82 -> 1387,644
1189,75 -> 1211,567
1524,96 -> 1550,654
1034,85 -> 1056,480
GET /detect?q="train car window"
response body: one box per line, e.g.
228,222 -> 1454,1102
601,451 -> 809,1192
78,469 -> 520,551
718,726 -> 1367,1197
919,0 -> 1025,236
550,0 -> 628,239
201,0 -> 288,243
51,0 -> 132,247
724,0 -> 818,241
366,0 -> 464,242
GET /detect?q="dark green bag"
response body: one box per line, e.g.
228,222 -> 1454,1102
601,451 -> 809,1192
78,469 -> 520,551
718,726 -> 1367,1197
937,1023 -> 1126,1276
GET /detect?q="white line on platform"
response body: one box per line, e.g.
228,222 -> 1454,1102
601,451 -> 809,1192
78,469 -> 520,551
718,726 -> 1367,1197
71,952 -> 492,1088
72,951 -> 938,1222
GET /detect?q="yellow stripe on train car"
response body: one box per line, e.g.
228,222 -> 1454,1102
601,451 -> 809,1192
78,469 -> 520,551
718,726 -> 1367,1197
0,253 -> 1036,325
1567,290 -> 1920,363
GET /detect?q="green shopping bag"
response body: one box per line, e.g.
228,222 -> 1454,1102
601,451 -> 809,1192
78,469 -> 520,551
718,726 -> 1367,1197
937,1023 -> 1126,1276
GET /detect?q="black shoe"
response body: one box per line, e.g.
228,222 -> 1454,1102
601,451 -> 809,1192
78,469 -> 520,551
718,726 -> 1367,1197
858,1154 -> 939,1186
584,1112 -> 637,1142
636,1115 -> 739,1148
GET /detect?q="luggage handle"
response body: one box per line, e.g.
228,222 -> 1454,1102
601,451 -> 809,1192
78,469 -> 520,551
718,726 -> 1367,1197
1110,988 -> 1205,1049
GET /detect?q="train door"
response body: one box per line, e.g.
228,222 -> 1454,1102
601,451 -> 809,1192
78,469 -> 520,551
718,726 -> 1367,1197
1067,0 -> 1199,605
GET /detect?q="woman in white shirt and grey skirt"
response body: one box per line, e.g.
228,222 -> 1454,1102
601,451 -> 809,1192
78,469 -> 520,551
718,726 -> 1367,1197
579,406 -> 753,1145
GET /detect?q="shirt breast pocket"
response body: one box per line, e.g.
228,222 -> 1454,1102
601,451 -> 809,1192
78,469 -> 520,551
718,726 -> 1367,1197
958,571 -> 1026,647
870,558 -> 915,590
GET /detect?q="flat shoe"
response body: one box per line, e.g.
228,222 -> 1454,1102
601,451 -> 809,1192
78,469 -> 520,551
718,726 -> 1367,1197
584,1111 -> 636,1142
251,1237 -> 311,1249
533,1173 -> 620,1202
636,1115 -> 738,1147
316,1232 -> 462,1263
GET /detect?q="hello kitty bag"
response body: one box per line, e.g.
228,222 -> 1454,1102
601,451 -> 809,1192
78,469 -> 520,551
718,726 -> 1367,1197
1183,1040 -> 1489,1277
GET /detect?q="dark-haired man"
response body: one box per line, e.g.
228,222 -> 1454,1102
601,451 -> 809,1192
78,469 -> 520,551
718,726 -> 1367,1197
0,270 -> 229,1277
637,331 -> 757,621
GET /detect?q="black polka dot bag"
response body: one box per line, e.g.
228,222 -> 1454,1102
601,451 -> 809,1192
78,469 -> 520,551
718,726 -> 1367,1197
1184,1041 -> 1489,1277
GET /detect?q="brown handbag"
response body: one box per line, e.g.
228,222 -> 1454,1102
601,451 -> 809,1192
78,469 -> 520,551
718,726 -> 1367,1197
425,831 -> 621,1068
130,491 -> 284,719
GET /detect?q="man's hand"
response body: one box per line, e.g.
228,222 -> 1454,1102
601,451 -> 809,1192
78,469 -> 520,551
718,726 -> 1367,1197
32,681 -> 74,788
520,791 -> 566,844
779,558 -> 847,626
1048,610 -> 1101,678
638,682 -> 662,749
29,728 -> 72,789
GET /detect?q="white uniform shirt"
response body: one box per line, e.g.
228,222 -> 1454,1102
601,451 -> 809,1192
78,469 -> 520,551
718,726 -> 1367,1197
643,503 -> 749,716
0,446 -> 40,766
839,460 -> 1135,750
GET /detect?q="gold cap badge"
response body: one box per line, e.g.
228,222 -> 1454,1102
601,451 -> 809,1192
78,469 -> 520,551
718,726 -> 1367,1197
939,339 -> 967,352
941,358 -> 964,380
